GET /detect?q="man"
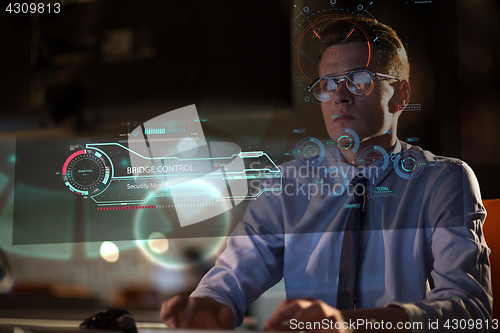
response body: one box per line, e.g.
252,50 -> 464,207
160,17 -> 492,332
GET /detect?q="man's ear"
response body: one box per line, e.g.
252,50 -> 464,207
392,80 -> 411,113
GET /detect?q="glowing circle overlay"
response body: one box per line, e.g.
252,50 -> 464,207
329,128 -> 360,157
133,190 -> 230,268
319,166 -> 349,196
358,145 -> 389,175
303,145 -> 317,158
394,151 -> 424,179
295,15 -> 372,85
295,137 -> 326,166
62,149 -> 112,196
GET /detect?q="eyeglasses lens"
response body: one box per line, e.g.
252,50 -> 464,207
314,78 -> 335,102
312,71 -> 373,101
347,71 -> 372,95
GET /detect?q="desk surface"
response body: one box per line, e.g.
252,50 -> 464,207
0,319 -> 259,333
0,319 -> 166,328
0,319 -> 167,333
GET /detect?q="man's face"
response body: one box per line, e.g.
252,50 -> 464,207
318,42 -> 398,143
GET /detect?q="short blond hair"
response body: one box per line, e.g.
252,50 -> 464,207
317,16 -> 410,81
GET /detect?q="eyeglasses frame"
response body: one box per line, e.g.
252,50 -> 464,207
307,69 -> 401,101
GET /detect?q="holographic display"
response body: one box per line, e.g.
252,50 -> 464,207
13,105 -> 283,244
61,143 -> 281,212
59,104 -> 282,228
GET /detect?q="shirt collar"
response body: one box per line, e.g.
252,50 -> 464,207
318,140 -> 405,186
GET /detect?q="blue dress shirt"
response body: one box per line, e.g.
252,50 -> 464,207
191,140 -> 492,332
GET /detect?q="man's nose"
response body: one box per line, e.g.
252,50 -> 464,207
333,81 -> 355,105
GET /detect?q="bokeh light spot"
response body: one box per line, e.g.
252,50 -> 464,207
148,232 -> 169,253
100,241 -> 119,262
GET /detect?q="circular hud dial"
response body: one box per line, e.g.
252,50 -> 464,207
294,137 -> 326,166
329,128 -> 360,157
62,149 -> 112,196
393,150 -> 424,179
358,145 -> 389,176
291,4 -> 381,105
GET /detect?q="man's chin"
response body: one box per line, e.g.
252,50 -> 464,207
327,124 -> 358,138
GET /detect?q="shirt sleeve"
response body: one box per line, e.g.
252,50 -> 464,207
190,181 -> 285,326
389,160 -> 493,333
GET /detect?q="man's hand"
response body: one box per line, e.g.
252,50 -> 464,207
264,299 -> 350,333
160,295 -> 236,329
265,299 -> 411,333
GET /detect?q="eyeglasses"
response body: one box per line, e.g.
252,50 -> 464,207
308,70 -> 401,102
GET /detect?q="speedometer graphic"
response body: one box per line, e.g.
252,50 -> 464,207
62,149 -> 112,196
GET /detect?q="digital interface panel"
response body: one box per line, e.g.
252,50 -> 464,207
12,105 -> 285,244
